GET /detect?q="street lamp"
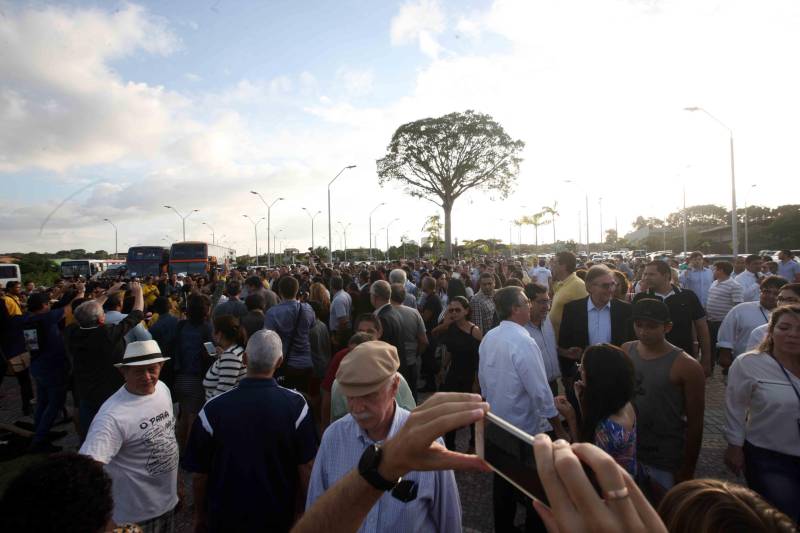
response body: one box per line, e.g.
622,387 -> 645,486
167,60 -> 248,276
302,208 -> 322,252
563,180 -> 588,253
103,218 -> 118,258
242,215 -> 265,266
328,165 -> 357,263
598,197 -> 603,247
744,184 -> 757,254
251,191 -> 284,268
368,202 -> 385,261
684,107 -> 739,255
163,206 -> 198,241
386,218 -> 400,259
273,228 -> 285,262
202,222 -> 215,245
337,221 -> 351,261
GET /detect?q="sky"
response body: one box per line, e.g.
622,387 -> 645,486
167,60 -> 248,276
2,0 -> 800,257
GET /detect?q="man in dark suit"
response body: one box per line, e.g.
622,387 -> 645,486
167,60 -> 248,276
369,280 -> 409,384
559,265 -> 634,406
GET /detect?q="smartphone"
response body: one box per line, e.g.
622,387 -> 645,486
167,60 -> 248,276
203,342 -> 217,356
475,411 -> 549,503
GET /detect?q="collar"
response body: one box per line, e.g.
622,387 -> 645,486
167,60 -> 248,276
651,284 -> 680,300
238,377 -> 277,387
587,297 -> 612,312
356,401 -> 402,445
374,302 -> 392,315
556,272 -> 578,286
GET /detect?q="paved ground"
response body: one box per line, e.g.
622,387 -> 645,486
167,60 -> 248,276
0,372 -> 735,532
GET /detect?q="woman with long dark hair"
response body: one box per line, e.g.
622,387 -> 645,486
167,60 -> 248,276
556,343 -> 638,476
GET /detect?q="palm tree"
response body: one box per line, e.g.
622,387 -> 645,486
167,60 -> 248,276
542,202 -> 559,244
520,211 -> 550,248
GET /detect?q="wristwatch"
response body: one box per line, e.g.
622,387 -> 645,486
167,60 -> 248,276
358,444 -> 401,491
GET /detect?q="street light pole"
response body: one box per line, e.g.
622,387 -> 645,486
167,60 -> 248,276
103,218 -> 118,258
598,197 -> 603,247
328,165 -> 357,264
368,203 -> 385,261
251,192 -> 284,268
273,228 -> 284,263
337,221 -> 351,262
684,107 -> 739,255
242,215 -> 265,266
682,187 -> 688,256
302,208 -> 322,253
202,222 -> 215,245
386,218 -> 400,259
164,206 -> 199,241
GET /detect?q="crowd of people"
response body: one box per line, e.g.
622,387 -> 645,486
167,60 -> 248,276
0,248 -> 798,532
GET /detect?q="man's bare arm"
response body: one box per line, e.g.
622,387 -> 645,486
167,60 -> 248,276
675,356 -> 705,482
694,318 -> 712,377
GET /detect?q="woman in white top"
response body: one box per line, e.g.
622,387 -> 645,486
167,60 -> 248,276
724,304 -> 800,523
203,315 -> 247,400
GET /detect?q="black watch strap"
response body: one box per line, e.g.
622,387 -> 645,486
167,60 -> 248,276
358,444 -> 400,491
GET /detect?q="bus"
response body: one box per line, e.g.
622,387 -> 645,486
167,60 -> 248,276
126,246 -> 169,278
0,264 -> 21,287
169,242 -> 235,275
60,259 -> 106,279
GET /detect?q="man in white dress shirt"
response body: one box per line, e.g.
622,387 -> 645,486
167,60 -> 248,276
478,286 -> 567,533
718,276 -> 788,367
522,283 -> 560,395
734,254 -> 765,302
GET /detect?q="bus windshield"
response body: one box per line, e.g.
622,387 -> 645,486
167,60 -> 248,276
61,261 -> 90,278
170,243 -> 207,260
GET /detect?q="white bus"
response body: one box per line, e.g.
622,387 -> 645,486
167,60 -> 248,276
0,264 -> 21,288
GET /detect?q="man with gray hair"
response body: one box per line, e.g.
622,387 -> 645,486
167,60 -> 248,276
183,329 -> 317,532
370,280 -> 408,386
65,281 -> 146,439
389,269 -> 417,308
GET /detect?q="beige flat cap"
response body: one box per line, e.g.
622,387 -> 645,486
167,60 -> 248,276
336,340 -> 400,397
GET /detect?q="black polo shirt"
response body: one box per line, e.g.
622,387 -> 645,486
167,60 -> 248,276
182,378 -> 317,533
633,285 -> 705,355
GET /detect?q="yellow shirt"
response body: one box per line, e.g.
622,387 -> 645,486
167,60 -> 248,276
4,295 -> 22,317
550,273 -> 588,342
143,284 -> 160,307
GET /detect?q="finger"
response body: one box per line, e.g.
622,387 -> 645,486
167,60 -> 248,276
413,404 -> 487,442
621,470 -> 667,532
417,444 -> 491,472
410,398 -> 488,429
571,443 -> 644,530
415,392 -> 484,412
533,434 -> 577,519
532,498 -> 561,533
551,440 -> 607,518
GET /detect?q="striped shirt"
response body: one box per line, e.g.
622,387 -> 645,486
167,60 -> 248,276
203,345 -> 246,400
705,278 -> 744,322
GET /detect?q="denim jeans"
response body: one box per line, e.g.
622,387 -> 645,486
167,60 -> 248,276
32,378 -> 67,444
744,440 -> 800,523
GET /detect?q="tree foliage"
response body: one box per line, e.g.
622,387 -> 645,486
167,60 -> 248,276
377,110 -> 524,257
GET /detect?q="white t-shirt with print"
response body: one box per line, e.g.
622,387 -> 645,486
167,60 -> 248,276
80,381 -> 179,524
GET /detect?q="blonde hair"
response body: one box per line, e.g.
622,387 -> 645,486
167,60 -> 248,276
309,282 -> 330,317
757,304 -> 800,354
658,479 -> 797,533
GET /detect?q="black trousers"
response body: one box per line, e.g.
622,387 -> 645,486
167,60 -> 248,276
493,473 -> 547,533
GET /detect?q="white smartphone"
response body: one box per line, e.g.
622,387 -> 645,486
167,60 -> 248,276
475,411 -> 548,503
203,342 -> 217,356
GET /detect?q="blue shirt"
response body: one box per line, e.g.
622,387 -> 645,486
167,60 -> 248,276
265,300 -> 315,369
329,289 -> 352,332
306,405 -> 462,533
182,378 -> 317,533
587,297 -> 612,346
778,259 -> 800,281
478,321 -> 558,434
23,307 -> 67,383
679,267 -> 714,307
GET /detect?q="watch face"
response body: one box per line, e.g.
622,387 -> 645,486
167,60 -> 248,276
358,443 -> 380,473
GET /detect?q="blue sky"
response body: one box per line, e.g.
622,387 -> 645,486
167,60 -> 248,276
2,0 -> 799,255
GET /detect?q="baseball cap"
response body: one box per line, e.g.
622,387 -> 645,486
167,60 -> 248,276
632,298 -> 671,323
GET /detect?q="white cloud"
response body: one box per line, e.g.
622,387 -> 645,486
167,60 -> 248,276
390,0 -> 446,58
336,67 -> 375,96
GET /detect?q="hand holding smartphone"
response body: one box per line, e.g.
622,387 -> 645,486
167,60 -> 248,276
204,342 -> 217,357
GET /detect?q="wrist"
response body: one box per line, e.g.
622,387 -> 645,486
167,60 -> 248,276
376,440 -> 406,481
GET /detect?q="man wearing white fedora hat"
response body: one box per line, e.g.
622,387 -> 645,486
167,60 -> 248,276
80,340 -> 179,532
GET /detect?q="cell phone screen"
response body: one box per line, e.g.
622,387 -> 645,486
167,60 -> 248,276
203,342 -> 216,356
476,412 -> 548,504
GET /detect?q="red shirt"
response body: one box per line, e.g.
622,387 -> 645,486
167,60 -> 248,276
321,347 -> 351,392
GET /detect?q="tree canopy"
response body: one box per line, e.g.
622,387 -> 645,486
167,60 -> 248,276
377,110 -> 524,257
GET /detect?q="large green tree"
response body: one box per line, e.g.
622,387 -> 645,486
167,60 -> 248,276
377,110 -> 524,258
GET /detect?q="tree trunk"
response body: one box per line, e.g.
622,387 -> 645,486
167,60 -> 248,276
552,217 -> 556,243
535,224 -> 539,248
443,201 -> 453,258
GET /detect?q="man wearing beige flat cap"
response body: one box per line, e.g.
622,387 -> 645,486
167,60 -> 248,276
307,340 -> 462,532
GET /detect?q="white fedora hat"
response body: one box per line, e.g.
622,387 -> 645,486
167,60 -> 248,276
115,340 -> 170,367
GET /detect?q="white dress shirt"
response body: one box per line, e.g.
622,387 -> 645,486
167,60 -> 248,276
587,298 -> 612,346
478,321 -> 557,434
735,270 -> 763,302
523,318 -> 561,383
747,323 -> 768,352
717,301 -> 771,358
725,352 -> 800,457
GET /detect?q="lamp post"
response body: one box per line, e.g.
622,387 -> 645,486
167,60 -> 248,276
163,206 -> 198,241
684,107 -> 739,255
251,191 -> 284,268
273,228 -> 284,263
103,218 -> 118,258
563,180 -> 588,254
368,202 -> 385,261
598,197 -> 603,247
337,221 -> 351,262
202,222 -> 215,245
328,165 -> 357,263
744,184 -> 757,254
682,187 -> 688,256
386,218 -> 400,259
242,215 -> 265,266
374,230 -> 383,259
302,208 -> 322,253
